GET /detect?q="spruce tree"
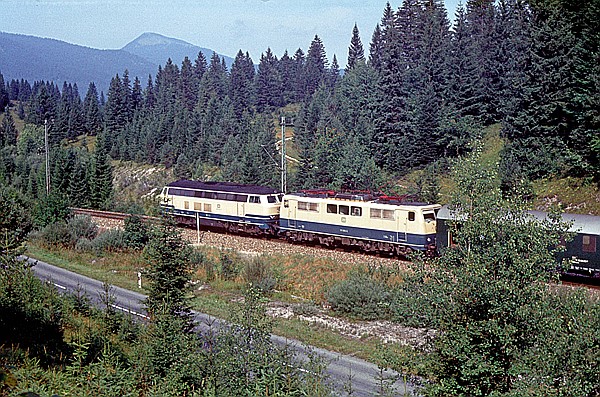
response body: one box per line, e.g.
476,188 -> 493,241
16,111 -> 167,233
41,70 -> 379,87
229,50 -> 256,118
305,35 -> 328,96
90,134 -> 113,210
255,48 -> 283,113
0,110 -> 17,146
0,73 -> 8,112
178,56 -> 197,111
143,221 -> 193,324
368,23 -> 385,72
347,23 -> 365,70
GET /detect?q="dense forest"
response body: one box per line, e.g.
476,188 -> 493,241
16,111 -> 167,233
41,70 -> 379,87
0,0 -> 598,212
1,0 -> 600,395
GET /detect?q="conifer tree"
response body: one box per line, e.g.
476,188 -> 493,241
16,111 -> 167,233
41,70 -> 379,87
347,23 -> 365,70
0,73 -> 8,112
368,23 -> 385,72
305,35 -> 328,96
292,48 -> 307,102
229,50 -> 256,118
90,134 -> 113,210
143,221 -> 193,324
255,48 -> 283,113
328,55 -> 340,89
0,110 -> 17,146
178,56 -> 197,111
277,50 -> 296,104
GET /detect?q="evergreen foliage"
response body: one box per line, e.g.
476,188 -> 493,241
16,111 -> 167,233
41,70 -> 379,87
143,220 -> 193,323
390,150 -> 600,396
347,23 -> 365,70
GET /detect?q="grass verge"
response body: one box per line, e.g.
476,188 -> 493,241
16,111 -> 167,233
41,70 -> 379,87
25,243 -> 389,364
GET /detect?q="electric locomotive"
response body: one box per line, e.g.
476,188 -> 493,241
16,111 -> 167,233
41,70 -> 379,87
280,190 -> 441,255
158,180 -> 283,235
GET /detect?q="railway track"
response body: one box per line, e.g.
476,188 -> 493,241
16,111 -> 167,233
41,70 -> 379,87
71,208 -> 600,290
73,208 -> 410,269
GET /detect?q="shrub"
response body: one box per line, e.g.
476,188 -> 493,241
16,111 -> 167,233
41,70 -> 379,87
326,272 -> 392,320
123,215 -> 149,250
67,215 -> 99,243
218,250 -> 241,281
243,258 -> 277,294
30,221 -> 72,247
89,229 -> 126,253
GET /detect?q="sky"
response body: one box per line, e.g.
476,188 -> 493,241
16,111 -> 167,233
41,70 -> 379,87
0,0 -> 460,68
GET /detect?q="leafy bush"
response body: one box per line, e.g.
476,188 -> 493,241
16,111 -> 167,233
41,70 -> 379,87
243,258 -> 277,294
123,215 -> 149,250
32,192 -> 71,228
30,216 -> 99,249
218,250 -> 241,281
68,215 -> 99,242
89,229 -> 126,253
326,272 -> 392,320
30,221 -> 72,247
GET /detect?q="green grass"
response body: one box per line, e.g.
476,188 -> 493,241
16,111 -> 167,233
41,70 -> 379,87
25,243 -> 391,364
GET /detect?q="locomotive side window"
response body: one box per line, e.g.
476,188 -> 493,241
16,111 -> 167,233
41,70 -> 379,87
298,201 -> 308,211
339,205 -> 350,215
267,196 -> 277,203
327,204 -> 338,214
204,203 -> 212,212
351,206 -> 362,216
249,196 -> 261,204
283,200 -> 289,208
194,202 -> 201,210
370,208 -> 382,219
408,211 -> 415,221
184,201 -> 189,209
583,235 -> 597,253
309,202 -> 319,211
383,210 -> 395,220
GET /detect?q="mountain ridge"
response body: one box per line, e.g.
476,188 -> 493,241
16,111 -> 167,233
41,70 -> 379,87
0,31 -> 233,95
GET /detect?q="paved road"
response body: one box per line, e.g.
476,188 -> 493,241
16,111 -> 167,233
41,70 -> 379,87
26,257 -> 416,396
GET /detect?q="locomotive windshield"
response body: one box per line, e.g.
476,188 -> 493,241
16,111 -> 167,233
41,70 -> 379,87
423,212 -> 436,223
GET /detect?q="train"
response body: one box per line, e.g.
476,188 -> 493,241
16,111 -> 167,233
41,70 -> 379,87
158,180 -> 441,255
158,179 -> 600,276
436,206 -> 600,278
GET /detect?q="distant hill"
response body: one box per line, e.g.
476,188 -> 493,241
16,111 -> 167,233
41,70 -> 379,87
122,32 -> 234,70
0,32 -> 156,95
0,31 -> 234,96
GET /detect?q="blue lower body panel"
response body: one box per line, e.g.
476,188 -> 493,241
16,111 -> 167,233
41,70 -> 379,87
280,218 -> 434,251
161,205 -> 276,230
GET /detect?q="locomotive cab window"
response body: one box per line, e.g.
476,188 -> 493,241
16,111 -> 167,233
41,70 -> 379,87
249,196 -> 261,204
408,211 -> 415,221
423,212 -> 436,222
267,195 -> 277,203
583,235 -> 597,253
351,206 -> 362,216
339,205 -> 350,215
283,200 -> 289,208
327,204 -> 338,214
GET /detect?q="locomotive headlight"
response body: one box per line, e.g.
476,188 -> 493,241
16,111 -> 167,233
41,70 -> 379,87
427,237 -> 432,242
